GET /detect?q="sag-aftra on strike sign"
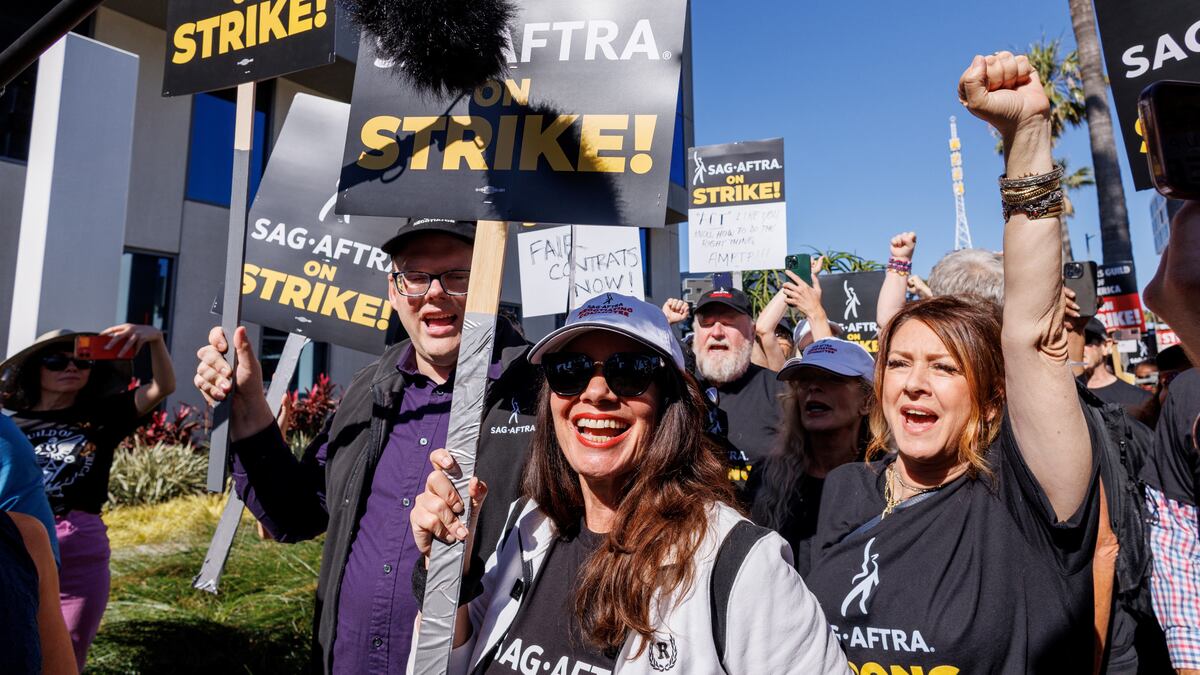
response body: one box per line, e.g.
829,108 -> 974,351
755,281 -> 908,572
163,0 -> 336,96
338,0 -> 688,227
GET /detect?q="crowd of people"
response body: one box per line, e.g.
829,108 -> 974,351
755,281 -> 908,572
5,49 -> 1200,675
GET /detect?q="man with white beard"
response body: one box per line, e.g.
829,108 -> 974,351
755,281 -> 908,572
689,288 -> 785,490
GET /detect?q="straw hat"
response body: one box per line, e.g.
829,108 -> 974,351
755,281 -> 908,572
0,329 -> 133,410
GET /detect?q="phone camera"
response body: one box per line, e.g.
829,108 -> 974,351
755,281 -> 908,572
1064,262 -> 1083,279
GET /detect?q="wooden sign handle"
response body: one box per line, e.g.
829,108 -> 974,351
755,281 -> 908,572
414,220 -> 509,674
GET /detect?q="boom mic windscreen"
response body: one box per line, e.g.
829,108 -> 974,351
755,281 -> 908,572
341,0 -> 515,95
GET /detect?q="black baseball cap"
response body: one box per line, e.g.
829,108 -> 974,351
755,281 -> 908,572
381,218 -> 476,255
1083,318 -> 1109,344
695,287 -> 752,316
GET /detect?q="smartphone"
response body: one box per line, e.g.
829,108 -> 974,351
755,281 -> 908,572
785,253 -> 813,286
1138,80 -> 1200,200
74,335 -> 129,360
711,272 -> 733,290
1063,261 -> 1098,319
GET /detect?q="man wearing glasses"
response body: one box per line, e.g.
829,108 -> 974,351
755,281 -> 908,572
193,218 -> 540,675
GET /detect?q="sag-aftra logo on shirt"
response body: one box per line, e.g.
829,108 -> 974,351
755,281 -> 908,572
490,397 -> 536,435
827,535 -> 960,674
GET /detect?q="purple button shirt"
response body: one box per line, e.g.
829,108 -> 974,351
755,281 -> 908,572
331,345 -> 501,674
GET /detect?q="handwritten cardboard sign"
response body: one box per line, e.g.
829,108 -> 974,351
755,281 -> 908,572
517,225 -> 645,317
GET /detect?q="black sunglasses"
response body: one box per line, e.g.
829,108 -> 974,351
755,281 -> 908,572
41,353 -> 93,371
541,352 -> 665,397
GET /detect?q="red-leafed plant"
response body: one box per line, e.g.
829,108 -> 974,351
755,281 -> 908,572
122,403 -> 206,450
285,374 -> 340,446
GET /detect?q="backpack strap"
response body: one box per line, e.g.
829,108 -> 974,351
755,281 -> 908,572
498,496 -> 530,551
710,520 -> 772,670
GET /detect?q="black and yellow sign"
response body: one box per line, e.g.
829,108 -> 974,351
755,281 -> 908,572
337,0 -> 687,227
818,271 -> 886,355
242,94 -> 399,354
162,0 -> 336,96
1093,0 -> 1200,190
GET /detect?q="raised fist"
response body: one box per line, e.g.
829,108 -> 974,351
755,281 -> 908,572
661,298 -> 690,325
957,51 -> 1050,137
890,232 -> 917,261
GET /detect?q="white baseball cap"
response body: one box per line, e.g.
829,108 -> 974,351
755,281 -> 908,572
778,337 -> 875,383
528,292 -> 686,372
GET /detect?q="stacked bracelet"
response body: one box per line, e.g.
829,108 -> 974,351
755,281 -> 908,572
999,165 -> 1065,221
887,257 -> 912,276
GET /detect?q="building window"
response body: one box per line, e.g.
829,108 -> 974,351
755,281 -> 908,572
185,87 -> 270,206
260,328 -> 330,395
116,250 -> 175,385
0,63 -> 37,162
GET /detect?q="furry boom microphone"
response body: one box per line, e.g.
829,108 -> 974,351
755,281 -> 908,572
341,0 -> 516,95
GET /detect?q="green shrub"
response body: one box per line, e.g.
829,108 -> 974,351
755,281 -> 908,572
107,442 -> 209,508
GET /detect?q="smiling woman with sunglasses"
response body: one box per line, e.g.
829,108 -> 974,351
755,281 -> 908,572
408,293 -> 848,674
0,324 -> 175,672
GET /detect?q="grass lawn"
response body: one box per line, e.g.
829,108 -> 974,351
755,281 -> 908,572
86,494 -> 324,674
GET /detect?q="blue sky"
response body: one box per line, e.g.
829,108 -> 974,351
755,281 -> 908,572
681,0 -> 1161,288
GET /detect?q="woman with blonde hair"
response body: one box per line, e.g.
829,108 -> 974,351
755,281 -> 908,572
748,337 -> 874,576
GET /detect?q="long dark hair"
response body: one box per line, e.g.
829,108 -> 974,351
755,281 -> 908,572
522,366 -> 734,655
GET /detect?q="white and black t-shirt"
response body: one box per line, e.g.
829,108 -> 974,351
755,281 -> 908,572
483,524 -> 618,675
805,412 -> 1101,674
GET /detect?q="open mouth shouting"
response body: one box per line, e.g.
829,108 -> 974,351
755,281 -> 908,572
804,400 -> 833,417
421,311 -> 459,337
900,405 -> 939,434
572,414 -> 632,449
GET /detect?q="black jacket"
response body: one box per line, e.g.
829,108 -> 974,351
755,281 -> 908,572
230,323 -> 541,673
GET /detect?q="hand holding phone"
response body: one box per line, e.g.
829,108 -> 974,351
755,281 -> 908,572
1063,261 -> 1099,320
785,253 -> 813,287
75,335 -> 129,361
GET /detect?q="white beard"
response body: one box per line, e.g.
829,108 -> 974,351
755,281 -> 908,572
695,341 -> 752,386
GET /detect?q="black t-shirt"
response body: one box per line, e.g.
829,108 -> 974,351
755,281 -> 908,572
805,411 -> 1102,674
1085,378 -> 1151,408
1140,368 -> 1200,505
714,364 -> 784,468
13,391 -> 142,515
483,525 -> 617,675
745,464 -> 825,577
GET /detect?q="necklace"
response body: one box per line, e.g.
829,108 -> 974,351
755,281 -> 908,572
881,462 -> 950,519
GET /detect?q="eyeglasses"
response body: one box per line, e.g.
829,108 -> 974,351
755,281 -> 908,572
389,270 -> 471,297
41,354 -> 93,371
541,352 -> 665,397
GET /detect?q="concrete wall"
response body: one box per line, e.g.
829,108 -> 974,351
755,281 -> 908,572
94,8 -> 190,255
0,161 -> 27,351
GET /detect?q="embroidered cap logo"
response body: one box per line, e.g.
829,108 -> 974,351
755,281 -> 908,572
840,536 -> 880,617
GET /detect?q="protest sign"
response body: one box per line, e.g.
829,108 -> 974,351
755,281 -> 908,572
818,271 -> 886,354
517,225 -> 645,317
162,0 -> 337,96
1157,324 -> 1181,351
243,93 -> 400,354
337,0 -> 687,226
1092,0 -> 1200,190
687,138 -> 787,273
1097,260 -> 1146,332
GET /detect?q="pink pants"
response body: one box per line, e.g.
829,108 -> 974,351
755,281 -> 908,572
56,511 -> 111,672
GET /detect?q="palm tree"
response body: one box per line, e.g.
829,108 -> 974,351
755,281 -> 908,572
994,38 -> 1092,260
1068,0 -> 1134,276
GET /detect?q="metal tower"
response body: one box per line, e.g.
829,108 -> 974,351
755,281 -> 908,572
949,116 -> 973,250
